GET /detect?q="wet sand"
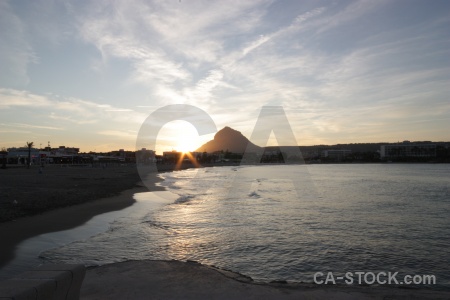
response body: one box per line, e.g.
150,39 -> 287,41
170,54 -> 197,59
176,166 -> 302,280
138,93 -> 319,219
81,260 -> 450,299
0,165 -> 164,268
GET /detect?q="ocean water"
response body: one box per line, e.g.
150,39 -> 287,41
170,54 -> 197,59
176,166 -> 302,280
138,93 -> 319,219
38,164 -> 450,288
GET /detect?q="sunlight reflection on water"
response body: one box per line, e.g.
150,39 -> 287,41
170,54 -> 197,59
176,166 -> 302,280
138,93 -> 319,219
37,164 -> 450,288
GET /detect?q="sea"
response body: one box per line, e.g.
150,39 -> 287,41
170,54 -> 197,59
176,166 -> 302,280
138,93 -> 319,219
2,164 -> 450,289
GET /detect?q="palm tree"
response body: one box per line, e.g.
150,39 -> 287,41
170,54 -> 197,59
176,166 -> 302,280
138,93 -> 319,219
26,141 -> 34,169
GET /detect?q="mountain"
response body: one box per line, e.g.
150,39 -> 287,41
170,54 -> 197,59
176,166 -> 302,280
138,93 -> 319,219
195,126 -> 261,153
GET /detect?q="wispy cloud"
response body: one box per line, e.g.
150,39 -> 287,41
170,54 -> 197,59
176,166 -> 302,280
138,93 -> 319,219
1,0 -> 449,149
97,130 -> 136,139
74,1 -> 273,106
1,122 -> 63,131
0,88 -> 146,124
76,1 -> 191,87
0,2 -> 37,86
314,0 -> 388,34
0,89 -> 51,108
0,88 -> 148,150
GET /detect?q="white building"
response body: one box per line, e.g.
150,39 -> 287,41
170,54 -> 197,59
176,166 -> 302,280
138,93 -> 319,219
6,147 -> 40,164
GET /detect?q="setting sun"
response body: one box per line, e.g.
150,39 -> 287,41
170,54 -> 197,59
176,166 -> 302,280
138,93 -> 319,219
176,136 -> 196,153
155,120 -> 214,155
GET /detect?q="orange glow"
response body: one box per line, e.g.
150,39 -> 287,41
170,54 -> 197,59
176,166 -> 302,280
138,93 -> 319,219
175,151 -> 200,170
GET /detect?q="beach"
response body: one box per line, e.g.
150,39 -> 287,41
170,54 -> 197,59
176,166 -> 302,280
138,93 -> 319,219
0,164 -> 163,269
1,164 -> 449,299
0,164 -> 145,222
0,162 -> 229,269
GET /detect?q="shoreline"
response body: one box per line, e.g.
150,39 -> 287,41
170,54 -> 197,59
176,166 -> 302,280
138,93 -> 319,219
0,162 -> 225,270
0,165 -> 165,269
2,163 -> 449,298
81,259 -> 450,299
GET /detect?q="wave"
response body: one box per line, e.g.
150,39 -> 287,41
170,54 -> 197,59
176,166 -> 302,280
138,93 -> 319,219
248,191 -> 261,198
175,195 -> 195,204
142,220 -> 171,230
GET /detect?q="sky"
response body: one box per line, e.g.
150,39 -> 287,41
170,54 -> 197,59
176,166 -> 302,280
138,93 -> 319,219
1,0 -> 449,154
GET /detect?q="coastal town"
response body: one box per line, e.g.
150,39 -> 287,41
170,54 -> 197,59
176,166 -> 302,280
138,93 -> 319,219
1,140 -> 450,168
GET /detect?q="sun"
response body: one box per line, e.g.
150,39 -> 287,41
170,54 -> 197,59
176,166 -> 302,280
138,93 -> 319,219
156,120 -> 213,155
176,136 -> 196,153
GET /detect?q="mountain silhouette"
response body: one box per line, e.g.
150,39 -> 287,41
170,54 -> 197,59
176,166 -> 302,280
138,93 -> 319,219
196,126 -> 261,153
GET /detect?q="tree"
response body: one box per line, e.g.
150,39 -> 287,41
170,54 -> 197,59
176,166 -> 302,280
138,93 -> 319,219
26,141 -> 34,169
0,147 -> 7,169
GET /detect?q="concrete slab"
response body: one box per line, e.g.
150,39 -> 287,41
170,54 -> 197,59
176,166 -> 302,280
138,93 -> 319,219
80,260 -> 450,300
19,270 -> 72,300
0,278 -> 55,300
36,264 -> 85,300
0,264 -> 85,300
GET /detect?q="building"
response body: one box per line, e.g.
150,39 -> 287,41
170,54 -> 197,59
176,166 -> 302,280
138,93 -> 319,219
321,149 -> 352,161
162,151 -> 183,163
380,141 -> 436,159
47,146 -> 81,164
135,148 -> 156,163
6,145 -> 84,165
110,149 -> 136,163
6,147 -> 40,164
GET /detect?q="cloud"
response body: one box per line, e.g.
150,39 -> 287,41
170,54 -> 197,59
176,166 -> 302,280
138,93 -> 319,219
0,89 -> 51,108
242,35 -> 272,57
76,1 -> 191,86
0,1 -> 37,86
97,130 -> 136,139
0,88 -> 147,125
74,1 -> 272,96
314,0 -> 388,34
183,69 -> 224,105
0,122 -> 63,131
2,1 -> 449,148
104,109 -> 134,112
0,88 -> 153,150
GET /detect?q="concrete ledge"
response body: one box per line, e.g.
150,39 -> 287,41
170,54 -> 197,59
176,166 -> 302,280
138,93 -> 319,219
81,260 -> 450,300
0,264 -> 85,300
0,278 -> 54,300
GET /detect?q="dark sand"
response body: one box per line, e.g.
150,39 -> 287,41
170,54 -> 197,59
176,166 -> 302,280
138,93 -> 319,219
0,164 -> 164,268
81,260 -> 450,299
0,165 -> 143,222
